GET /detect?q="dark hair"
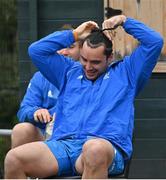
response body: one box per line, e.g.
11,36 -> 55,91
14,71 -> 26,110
82,28 -> 113,59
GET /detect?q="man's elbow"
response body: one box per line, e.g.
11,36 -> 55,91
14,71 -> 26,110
155,34 -> 164,50
28,42 -> 37,59
159,35 -> 164,47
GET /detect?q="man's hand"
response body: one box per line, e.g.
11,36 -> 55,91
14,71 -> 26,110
73,21 -> 99,41
34,108 -> 52,123
102,15 -> 127,40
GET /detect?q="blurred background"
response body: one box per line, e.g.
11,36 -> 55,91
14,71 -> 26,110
0,0 -> 17,177
0,0 -> 166,178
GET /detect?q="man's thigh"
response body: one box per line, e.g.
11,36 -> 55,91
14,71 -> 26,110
10,141 -> 58,178
45,139 -> 85,176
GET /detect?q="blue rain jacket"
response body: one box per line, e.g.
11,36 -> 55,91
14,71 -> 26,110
17,72 -> 59,131
28,18 -> 163,160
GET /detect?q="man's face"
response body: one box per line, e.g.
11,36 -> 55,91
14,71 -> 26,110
58,42 -> 80,60
80,41 -> 111,81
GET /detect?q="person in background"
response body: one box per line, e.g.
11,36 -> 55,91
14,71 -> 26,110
11,28 -> 81,148
4,15 -> 163,179
11,71 -> 59,148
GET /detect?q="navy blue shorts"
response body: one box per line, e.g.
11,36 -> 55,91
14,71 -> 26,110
44,138 -> 124,176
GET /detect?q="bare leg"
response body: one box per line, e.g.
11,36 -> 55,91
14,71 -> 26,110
11,123 -> 44,148
4,141 -> 58,179
75,138 -> 114,179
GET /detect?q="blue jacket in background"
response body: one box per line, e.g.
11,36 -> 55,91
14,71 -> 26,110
28,18 -> 164,161
17,71 -> 59,131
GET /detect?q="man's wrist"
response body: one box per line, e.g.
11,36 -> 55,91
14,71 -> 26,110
121,15 -> 127,25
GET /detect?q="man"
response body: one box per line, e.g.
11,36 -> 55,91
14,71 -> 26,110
11,41 -> 80,148
4,15 -> 163,179
58,41 -> 80,60
11,72 -> 59,148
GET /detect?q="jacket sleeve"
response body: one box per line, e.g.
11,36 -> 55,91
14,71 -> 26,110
17,72 -> 46,129
122,18 -> 164,94
28,30 -> 75,89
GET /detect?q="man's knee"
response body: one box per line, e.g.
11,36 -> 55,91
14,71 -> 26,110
4,149 -> 21,173
82,139 -> 114,168
12,123 -> 43,148
12,123 -> 35,138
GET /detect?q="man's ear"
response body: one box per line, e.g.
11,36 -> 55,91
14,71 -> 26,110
107,53 -> 114,64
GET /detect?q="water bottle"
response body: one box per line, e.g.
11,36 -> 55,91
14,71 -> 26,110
45,113 -> 55,140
